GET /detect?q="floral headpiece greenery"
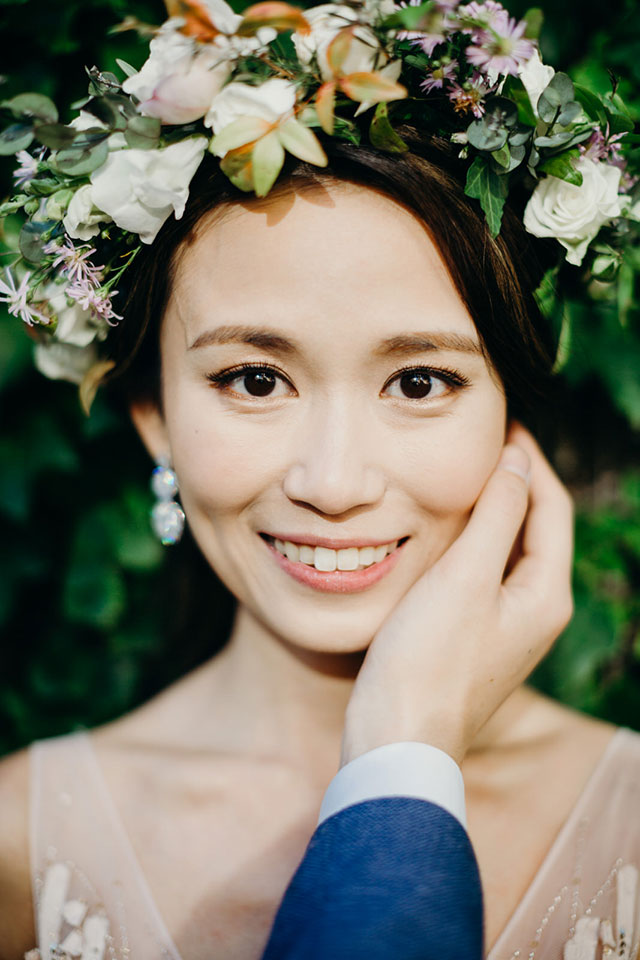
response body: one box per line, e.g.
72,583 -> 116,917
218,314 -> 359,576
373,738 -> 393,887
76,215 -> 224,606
0,0 -> 638,410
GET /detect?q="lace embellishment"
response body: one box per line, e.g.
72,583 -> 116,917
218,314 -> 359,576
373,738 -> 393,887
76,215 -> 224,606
25,862 -> 112,960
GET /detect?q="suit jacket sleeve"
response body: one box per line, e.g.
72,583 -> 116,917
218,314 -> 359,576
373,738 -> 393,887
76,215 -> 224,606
260,796 -> 484,960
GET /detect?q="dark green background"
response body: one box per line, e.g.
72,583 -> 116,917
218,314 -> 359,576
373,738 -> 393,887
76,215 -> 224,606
0,0 -> 639,755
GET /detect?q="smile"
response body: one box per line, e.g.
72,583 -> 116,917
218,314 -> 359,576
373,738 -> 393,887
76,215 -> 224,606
259,534 -> 410,594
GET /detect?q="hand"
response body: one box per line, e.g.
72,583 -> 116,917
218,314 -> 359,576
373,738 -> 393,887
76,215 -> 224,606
341,422 -> 574,767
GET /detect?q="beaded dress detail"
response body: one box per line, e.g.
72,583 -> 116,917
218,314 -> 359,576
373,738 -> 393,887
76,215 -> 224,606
26,727 -> 640,960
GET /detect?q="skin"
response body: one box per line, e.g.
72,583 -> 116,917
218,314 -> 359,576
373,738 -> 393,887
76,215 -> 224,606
0,180 -> 618,959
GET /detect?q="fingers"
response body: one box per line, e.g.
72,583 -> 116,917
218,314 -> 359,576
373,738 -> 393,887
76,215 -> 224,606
443,442 -> 531,586
503,424 -> 574,626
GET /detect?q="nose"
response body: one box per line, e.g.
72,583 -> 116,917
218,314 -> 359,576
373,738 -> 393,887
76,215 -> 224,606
282,393 -> 386,516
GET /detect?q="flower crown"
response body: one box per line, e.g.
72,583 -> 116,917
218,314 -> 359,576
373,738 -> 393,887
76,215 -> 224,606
0,0 -> 638,411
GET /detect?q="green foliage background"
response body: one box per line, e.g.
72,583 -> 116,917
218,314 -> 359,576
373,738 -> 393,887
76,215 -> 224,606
0,0 -> 639,756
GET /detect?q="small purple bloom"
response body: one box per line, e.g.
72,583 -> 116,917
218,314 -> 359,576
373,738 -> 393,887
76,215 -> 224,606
420,59 -> 459,93
12,150 -> 40,187
465,15 -> 534,76
67,280 -> 123,326
44,239 -> 105,286
0,269 -> 49,326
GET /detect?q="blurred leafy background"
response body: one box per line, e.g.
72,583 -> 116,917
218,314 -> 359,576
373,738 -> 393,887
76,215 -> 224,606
0,0 -> 638,756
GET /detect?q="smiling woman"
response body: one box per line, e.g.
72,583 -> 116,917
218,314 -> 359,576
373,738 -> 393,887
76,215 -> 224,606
1,45 -> 640,960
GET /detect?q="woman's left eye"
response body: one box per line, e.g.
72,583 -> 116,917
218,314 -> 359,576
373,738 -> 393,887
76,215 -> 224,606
383,366 -> 470,401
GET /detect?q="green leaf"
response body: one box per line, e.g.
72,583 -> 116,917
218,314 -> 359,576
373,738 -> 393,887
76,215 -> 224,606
116,58 -> 138,79
501,76 -> 536,127
0,122 -> 34,155
34,122 -> 78,150
369,103 -> 409,154
573,84 -> 608,126
490,144 -> 511,169
539,148 -> 583,186
53,139 -> 109,175
19,219 -> 57,263
277,118 -> 328,166
252,131 -> 285,197
523,7 -> 544,39
210,117 -> 271,157
124,115 -> 162,150
2,92 -> 58,124
23,177 -> 60,196
556,101 -> 582,126
464,156 -> 507,238
537,72 -> 575,123
380,0 -> 435,30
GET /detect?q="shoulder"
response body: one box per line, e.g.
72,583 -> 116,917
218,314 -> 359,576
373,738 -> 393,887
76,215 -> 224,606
0,745 -> 36,958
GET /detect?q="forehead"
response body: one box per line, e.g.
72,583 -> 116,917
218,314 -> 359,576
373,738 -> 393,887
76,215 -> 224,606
168,180 -> 479,351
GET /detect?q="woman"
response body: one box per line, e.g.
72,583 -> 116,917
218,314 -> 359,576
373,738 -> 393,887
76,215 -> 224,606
0,1 -> 638,956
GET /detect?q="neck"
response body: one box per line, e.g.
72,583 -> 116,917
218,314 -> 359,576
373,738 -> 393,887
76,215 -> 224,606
184,604 -> 543,784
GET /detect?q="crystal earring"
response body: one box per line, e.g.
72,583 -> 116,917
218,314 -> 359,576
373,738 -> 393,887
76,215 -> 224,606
150,455 -> 185,545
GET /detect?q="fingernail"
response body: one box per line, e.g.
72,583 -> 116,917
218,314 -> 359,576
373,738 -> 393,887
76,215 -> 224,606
499,444 -> 531,485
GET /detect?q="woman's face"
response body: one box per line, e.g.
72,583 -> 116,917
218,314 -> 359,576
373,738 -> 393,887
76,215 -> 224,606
139,181 -> 507,653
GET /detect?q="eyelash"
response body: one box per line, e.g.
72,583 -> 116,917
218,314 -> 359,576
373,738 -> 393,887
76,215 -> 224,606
206,361 -> 471,402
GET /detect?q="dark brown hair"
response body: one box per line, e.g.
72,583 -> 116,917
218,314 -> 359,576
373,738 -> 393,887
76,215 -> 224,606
106,126 -> 559,427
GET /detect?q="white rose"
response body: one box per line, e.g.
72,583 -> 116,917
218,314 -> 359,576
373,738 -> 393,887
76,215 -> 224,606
89,137 -> 208,244
292,4 -> 386,82
34,339 -> 99,384
63,184 -> 110,241
523,157 -> 623,266
123,26 -> 231,124
517,47 -> 555,114
205,78 -> 296,135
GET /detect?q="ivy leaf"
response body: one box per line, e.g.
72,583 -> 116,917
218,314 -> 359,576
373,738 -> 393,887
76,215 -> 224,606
369,103 -> 409,154
538,148 -> 583,186
464,156 -> 507,238
0,122 -> 34,155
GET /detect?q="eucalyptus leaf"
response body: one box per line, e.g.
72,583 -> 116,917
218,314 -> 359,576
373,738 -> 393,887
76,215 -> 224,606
124,115 -> 161,149
2,92 -> 58,124
490,144 -> 511,169
84,96 -> 126,130
369,103 -> 409,154
534,130 -> 577,149
0,122 -> 33,154
557,101 -> 582,126
53,139 -> 109,175
34,122 -> 78,150
508,125 -> 533,147
464,156 -> 508,238
537,72 -> 575,123
115,58 -> 138,79
19,219 -> 57,263
467,119 -> 507,152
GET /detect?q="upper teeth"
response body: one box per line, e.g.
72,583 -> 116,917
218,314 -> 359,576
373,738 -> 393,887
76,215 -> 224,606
273,538 -> 399,572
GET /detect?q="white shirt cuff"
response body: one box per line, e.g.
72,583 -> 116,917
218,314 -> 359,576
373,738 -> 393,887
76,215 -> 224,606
317,742 -> 466,830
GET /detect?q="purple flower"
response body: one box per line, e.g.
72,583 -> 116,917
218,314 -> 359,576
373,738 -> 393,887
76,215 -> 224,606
580,126 -> 627,164
396,0 -> 453,55
420,59 -> 459,93
66,280 -> 122,325
457,0 -> 511,38
465,14 -> 535,75
0,269 -> 49,326
12,150 -> 40,187
44,239 -> 105,286
447,73 -> 493,117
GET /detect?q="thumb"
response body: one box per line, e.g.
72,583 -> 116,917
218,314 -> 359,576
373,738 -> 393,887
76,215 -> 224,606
445,443 -> 531,584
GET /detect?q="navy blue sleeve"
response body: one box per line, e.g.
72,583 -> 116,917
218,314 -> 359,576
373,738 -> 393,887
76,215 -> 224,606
260,796 -> 484,960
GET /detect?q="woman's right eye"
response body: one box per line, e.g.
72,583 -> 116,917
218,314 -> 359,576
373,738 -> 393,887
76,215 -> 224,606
207,364 -> 292,399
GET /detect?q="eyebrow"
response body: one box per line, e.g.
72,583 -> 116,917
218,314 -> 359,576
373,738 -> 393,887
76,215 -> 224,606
188,324 -> 483,357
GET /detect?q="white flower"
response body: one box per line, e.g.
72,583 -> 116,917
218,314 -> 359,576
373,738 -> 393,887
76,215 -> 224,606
292,4 -> 387,82
89,137 -> 208,244
63,185 -> 111,241
205,78 -> 297,135
34,339 -> 100,384
517,47 -> 554,114
523,157 -> 623,266
46,282 -> 104,348
123,25 -> 231,124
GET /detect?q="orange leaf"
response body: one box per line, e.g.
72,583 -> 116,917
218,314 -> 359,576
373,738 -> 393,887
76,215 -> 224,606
219,141 -> 256,193
165,0 -> 219,42
237,2 -> 310,36
339,71 -> 408,104
326,26 -> 355,76
315,82 -> 336,135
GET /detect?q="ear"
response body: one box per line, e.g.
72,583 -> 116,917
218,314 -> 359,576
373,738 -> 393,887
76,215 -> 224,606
129,398 -> 171,463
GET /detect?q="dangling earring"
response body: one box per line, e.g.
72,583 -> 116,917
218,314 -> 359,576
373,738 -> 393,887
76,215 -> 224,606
150,455 -> 185,545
